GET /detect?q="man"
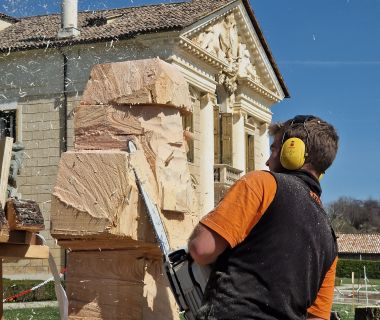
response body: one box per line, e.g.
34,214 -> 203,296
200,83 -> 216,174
188,115 -> 339,320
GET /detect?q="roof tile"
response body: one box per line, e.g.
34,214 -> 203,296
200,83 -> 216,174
337,233 -> 380,254
0,0 -> 232,52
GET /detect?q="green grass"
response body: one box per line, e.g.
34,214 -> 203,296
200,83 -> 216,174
332,304 -> 355,320
336,277 -> 380,286
3,307 -> 60,320
0,305 -> 359,320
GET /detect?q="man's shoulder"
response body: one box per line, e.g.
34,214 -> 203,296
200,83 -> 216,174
241,170 -> 277,193
243,170 -> 275,182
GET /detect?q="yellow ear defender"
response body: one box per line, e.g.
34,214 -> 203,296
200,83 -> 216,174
279,115 -> 315,171
280,137 -> 306,170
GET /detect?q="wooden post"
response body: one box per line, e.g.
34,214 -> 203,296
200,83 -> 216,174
1,259 -> 3,320
0,137 -> 13,209
352,272 -> 355,313
355,306 -> 380,319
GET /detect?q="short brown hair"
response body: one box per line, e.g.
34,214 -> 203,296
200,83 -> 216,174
268,116 -> 339,173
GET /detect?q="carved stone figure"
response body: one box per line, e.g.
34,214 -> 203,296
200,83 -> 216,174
198,23 -> 226,60
8,141 -> 25,198
237,43 -> 260,82
197,14 -> 239,63
222,14 -> 239,62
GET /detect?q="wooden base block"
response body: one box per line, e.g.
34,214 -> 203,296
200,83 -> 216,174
67,249 -> 178,320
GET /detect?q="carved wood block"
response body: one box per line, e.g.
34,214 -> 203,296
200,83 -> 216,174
80,58 -> 192,112
51,150 -> 156,243
51,149 -> 196,249
66,250 -> 178,320
5,198 -> 44,232
74,104 -> 197,216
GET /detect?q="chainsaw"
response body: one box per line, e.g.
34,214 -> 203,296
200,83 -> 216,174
128,141 -> 210,320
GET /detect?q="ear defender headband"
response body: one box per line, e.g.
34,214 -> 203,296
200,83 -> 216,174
280,115 -> 316,170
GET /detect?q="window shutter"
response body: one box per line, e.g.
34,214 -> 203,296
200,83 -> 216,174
221,113 -> 233,166
246,134 -> 255,172
214,106 -> 220,164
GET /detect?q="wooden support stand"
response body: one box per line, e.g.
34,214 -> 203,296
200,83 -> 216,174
0,137 -> 48,318
0,232 -> 49,319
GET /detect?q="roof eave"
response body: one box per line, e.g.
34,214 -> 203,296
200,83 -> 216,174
241,0 -> 290,98
0,25 -> 183,54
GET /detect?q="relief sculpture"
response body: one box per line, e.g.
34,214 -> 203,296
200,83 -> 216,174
193,13 -> 261,84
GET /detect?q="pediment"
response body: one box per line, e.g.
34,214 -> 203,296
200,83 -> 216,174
180,5 -> 284,101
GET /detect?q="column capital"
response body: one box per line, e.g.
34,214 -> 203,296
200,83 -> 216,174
232,106 -> 247,118
200,92 -> 217,105
260,122 -> 269,135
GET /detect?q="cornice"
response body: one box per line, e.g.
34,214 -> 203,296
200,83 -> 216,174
237,76 -> 281,103
168,54 -> 217,93
233,93 -> 273,123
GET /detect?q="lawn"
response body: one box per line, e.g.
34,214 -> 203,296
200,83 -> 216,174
0,304 -> 364,320
332,304 -> 355,320
3,307 -> 60,320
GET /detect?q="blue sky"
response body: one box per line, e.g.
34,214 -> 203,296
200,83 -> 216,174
1,0 -> 379,204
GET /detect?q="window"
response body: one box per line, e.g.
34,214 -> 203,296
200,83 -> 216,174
0,109 -> 17,141
246,133 -> 255,172
213,106 -> 233,166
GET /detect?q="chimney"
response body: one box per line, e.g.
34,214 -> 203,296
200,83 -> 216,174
57,0 -> 80,38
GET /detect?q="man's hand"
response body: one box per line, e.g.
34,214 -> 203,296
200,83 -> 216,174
188,223 -> 229,265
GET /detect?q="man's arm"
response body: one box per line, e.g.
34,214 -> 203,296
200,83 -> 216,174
188,223 -> 229,266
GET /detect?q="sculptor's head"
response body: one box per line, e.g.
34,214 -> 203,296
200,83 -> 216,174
266,115 -> 339,178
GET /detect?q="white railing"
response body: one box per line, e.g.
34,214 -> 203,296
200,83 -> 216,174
214,164 -> 243,186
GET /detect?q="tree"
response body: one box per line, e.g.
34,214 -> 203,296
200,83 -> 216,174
326,197 -> 380,233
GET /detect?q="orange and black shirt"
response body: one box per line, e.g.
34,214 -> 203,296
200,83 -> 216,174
197,170 -> 337,320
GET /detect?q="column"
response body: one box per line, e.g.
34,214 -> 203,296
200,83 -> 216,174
232,110 -> 246,174
199,93 -> 216,217
258,122 -> 270,170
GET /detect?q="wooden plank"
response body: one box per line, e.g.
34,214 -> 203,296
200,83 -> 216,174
5,198 -> 45,232
0,244 -> 49,259
0,259 -> 3,320
0,137 -> 13,209
0,206 -> 9,243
